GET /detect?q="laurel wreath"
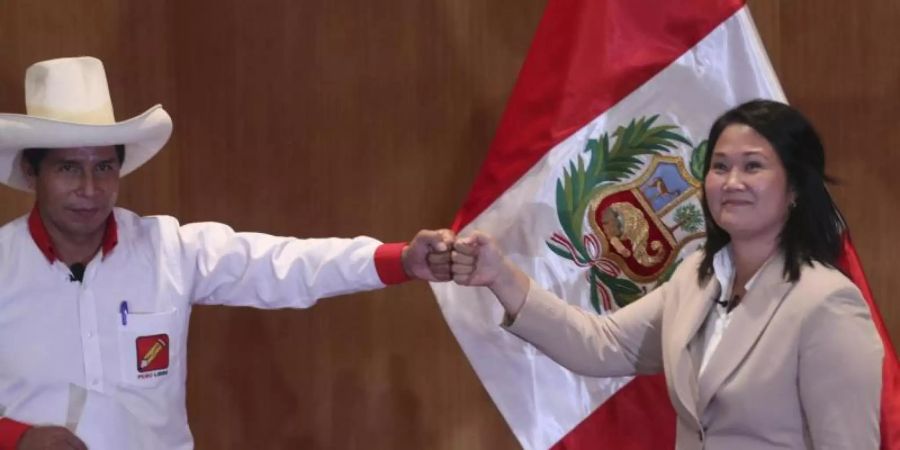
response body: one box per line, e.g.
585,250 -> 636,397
546,115 -> 707,313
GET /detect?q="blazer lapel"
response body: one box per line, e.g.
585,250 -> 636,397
696,253 -> 793,413
667,275 -> 719,425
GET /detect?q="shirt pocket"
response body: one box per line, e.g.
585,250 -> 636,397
116,307 -> 177,388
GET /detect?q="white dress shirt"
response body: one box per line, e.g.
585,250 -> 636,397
696,246 -> 765,376
0,207 -> 402,449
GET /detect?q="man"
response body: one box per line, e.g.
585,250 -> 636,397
0,57 -> 452,449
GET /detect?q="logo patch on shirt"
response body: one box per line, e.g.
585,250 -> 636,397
135,334 -> 169,373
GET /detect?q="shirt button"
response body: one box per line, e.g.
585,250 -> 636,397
91,379 -> 99,387
87,331 -> 95,339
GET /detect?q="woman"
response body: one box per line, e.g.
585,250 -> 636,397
451,100 -> 883,449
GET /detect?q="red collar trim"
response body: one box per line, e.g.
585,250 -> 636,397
27,205 -> 119,263
101,212 -> 119,257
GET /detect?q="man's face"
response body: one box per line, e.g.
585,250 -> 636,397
25,146 -> 121,240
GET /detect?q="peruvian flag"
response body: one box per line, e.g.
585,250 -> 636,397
430,0 -> 899,448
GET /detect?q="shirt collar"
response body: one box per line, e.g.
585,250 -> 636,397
711,245 -> 766,304
27,205 -> 118,263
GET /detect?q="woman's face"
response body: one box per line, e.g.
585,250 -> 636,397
704,124 -> 795,242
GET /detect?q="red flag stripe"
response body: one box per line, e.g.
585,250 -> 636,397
452,0 -> 746,232
552,375 -> 676,450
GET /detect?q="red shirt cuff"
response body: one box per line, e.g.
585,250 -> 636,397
0,417 -> 32,450
374,242 -> 410,285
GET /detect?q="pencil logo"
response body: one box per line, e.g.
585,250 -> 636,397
136,334 -> 169,373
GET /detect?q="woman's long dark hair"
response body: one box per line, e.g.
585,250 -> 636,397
699,99 -> 845,283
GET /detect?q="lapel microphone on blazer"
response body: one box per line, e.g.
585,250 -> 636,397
69,263 -> 86,283
714,293 -> 741,311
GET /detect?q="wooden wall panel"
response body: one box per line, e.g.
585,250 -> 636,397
1,1 -> 896,449
164,1 -> 542,448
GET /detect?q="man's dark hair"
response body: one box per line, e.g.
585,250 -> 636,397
699,99 -> 844,283
22,144 -> 126,175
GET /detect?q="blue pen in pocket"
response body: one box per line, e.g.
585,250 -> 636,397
119,301 -> 129,326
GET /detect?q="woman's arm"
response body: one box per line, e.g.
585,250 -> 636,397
799,286 -> 883,449
451,230 -> 667,377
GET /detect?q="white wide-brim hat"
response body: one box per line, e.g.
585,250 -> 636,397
0,56 -> 173,191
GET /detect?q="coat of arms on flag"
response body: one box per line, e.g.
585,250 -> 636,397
547,117 -> 707,313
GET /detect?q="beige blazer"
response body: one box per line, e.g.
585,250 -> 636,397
506,251 -> 883,449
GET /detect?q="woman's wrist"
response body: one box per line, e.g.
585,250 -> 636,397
489,258 -> 530,318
